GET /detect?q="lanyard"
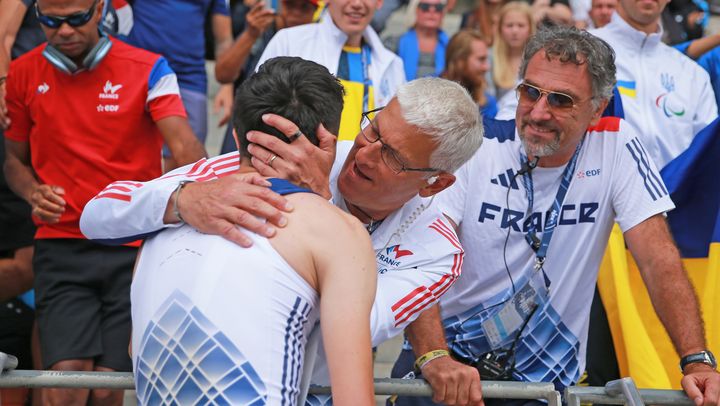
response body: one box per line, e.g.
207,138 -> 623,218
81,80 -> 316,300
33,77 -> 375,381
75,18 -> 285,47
361,44 -> 372,112
520,138 -> 585,270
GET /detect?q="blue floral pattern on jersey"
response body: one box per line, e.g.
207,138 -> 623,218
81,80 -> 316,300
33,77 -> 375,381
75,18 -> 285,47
135,290 -> 267,405
439,274 -> 581,389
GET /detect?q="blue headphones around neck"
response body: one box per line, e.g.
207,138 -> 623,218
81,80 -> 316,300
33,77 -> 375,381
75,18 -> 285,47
42,35 -> 112,75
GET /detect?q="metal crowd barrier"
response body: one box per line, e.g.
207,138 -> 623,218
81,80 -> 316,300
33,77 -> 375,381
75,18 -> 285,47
565,379 -> 695,406
0,372 -> 560,405
0,351 -> 693,405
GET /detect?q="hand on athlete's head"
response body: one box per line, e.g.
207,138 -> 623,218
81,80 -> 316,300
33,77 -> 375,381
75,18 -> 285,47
245,114 -> 337,199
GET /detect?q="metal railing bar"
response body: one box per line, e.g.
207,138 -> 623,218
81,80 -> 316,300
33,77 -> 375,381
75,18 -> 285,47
1,368 -> 693,405
0,371 -> 558,401
605,378 -> 645,406
565,386 -> 694,405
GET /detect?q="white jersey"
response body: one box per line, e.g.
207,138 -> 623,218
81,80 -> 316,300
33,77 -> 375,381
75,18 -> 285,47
256,15 -> 405,109
591,14 -> 717,169
437,117 -> 674,388
80,142 -> 463,385
132,201 -> 319,405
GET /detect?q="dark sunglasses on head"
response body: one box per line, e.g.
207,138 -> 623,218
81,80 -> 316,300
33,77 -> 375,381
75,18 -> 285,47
35,0 -> 98,28
418,2 -> 445,12
516,82 -> 577,110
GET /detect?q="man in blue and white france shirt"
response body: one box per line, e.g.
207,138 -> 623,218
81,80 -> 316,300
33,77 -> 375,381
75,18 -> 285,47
389,25 -> 720,406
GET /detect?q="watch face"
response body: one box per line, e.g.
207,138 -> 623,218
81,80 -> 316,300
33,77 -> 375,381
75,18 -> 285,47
708,351 -> 717,367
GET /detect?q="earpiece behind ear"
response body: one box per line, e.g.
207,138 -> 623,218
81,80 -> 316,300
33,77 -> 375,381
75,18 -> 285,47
427,175 -> 439,185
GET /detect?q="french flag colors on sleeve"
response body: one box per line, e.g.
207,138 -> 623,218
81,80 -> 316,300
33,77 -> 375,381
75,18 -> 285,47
80,152 -> 241,243
146,56 -> 186,121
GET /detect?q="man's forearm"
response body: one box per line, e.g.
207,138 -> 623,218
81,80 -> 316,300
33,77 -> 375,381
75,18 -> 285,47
406,305 -> 450,356
4,155 -> 38,203
0,247 -> 33,302
80,175 -> 186,241
157,115 -> 208,167
627,216 -> 708,358
643,256 -> 707,357
215,30 -> 260,84
174,138 -> 207,167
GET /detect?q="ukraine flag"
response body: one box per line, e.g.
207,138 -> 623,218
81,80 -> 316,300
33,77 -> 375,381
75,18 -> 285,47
597,117 -> 720,388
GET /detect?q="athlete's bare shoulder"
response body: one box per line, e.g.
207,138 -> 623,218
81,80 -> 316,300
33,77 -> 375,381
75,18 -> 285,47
269,191 -> 371,289
285,192 -> 367,237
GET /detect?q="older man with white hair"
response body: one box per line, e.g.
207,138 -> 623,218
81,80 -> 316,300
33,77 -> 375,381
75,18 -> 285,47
81,75 -> 486,403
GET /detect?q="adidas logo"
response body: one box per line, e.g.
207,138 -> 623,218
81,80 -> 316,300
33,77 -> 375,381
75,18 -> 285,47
490,169 -> 519,190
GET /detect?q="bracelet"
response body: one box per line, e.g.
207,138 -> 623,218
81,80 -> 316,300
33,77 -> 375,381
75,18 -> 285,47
414,349 -> 450,371
172,181 -> 192,223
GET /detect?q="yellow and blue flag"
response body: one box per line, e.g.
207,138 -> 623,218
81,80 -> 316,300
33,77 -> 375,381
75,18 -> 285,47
617,80 -> 637,99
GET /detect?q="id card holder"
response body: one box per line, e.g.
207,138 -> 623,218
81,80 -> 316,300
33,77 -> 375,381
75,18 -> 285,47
481,272 -> 549,349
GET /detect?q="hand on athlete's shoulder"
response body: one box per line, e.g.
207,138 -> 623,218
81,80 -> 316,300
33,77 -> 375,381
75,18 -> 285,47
174,172 -> 293,247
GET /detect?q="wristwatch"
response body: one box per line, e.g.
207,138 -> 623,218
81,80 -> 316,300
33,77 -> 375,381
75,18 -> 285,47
680,350 -> 717,372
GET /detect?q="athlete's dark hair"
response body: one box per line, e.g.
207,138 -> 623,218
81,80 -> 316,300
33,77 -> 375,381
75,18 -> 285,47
232,56 -> 345,156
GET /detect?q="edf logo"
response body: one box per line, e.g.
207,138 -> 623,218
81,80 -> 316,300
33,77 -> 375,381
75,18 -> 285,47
577,168 -> 601,179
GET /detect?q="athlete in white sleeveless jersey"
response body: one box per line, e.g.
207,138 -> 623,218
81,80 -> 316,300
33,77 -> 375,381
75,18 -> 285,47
133,180 -> 320,405
130,57 -> 377,406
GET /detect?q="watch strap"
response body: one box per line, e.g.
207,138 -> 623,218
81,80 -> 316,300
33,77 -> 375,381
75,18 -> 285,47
680,351 -> 717,371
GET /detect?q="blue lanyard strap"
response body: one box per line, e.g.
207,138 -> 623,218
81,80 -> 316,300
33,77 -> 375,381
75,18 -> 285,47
520,138 -> 585,267
361,44 -> 372,112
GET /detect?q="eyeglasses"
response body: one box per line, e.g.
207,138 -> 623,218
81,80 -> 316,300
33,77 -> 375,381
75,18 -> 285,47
35,0 -> 98,28
516,82 -> 579,110
360,107 -> 440,174
417,2 -> 445,12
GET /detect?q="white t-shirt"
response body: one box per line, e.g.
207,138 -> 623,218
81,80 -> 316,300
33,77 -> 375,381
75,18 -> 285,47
437,117 -> 674,388
132,190 -> 319,405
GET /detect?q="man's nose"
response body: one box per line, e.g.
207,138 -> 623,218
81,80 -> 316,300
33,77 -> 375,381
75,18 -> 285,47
56,22 -> 76,37
355,141 -> 381,168
529,94 -> 553,120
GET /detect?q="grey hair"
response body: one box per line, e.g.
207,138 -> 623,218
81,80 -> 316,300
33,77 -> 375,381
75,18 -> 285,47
396,77 -> 484,174
519,25 -> 616,109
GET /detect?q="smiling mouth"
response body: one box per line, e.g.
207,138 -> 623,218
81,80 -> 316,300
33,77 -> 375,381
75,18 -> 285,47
526,122 -> 556,134
353,161 -> 372,181
345,12 -> 366,20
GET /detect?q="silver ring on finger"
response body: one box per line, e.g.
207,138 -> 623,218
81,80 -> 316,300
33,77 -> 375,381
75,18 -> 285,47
267,154 -> 278,167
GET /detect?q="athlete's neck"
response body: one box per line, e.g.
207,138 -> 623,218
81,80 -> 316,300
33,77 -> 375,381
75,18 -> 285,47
239,156 -> 263,175
344,199 -> 391,226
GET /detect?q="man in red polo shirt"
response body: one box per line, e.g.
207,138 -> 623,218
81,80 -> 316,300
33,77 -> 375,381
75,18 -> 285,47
3,0 -> 206,404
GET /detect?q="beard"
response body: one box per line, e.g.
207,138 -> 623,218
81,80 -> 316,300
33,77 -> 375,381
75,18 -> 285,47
519,121 -> 561,157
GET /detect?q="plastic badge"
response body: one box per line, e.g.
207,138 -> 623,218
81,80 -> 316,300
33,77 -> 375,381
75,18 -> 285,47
481,273 -> 548,349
